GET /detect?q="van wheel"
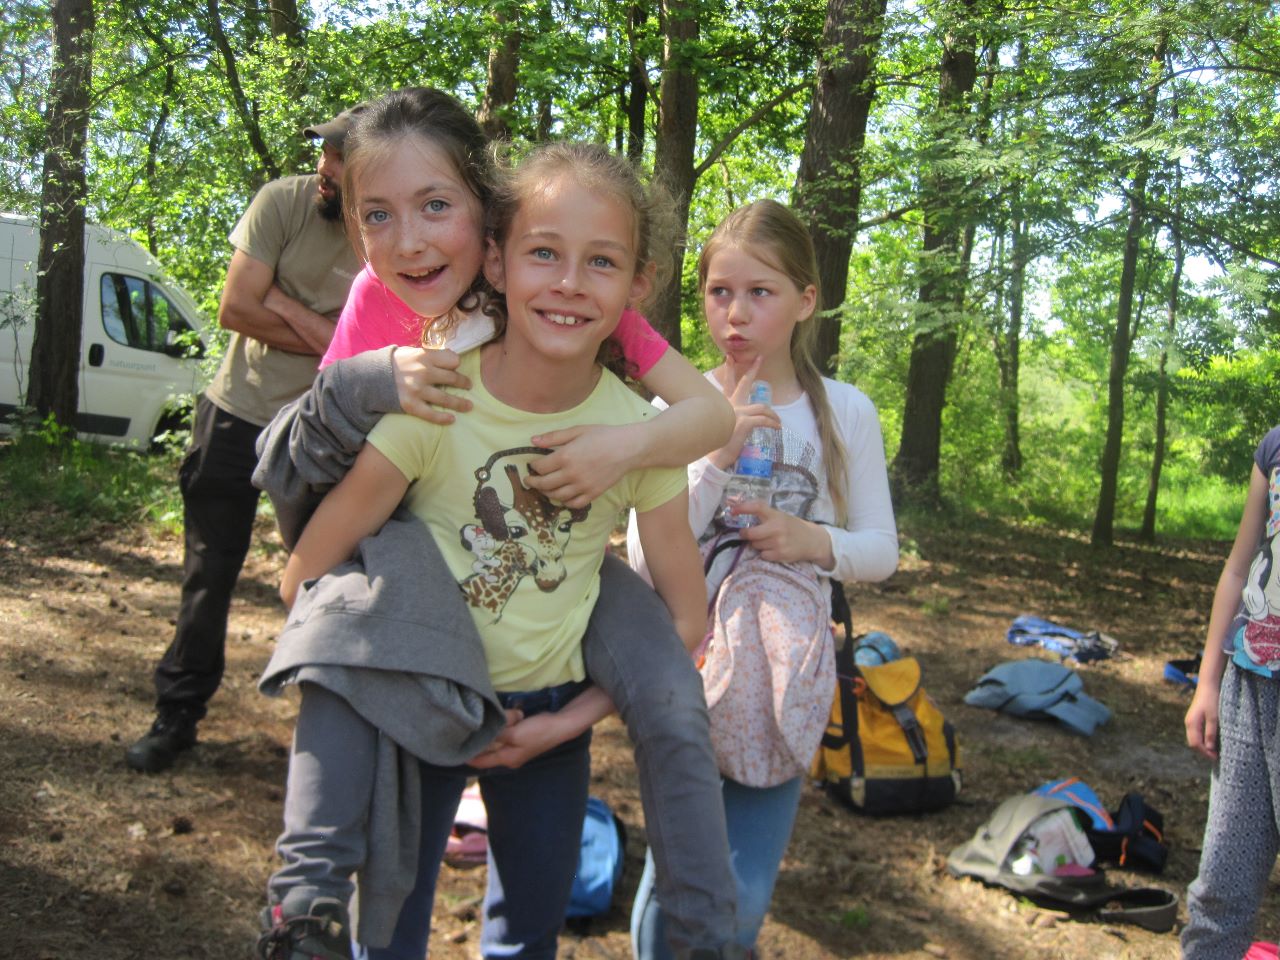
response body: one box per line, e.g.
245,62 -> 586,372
150,408 -> 191,453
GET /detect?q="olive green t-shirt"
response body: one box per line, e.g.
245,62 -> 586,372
204,175 -> 360,426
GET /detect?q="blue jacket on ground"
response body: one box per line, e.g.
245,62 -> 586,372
964,658 -> 1111,736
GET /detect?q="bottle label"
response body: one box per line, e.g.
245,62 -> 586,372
736,456 -> 772,479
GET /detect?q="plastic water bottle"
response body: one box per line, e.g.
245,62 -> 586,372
720,381 -> 775,529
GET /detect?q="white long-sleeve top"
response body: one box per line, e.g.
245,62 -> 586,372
628,371 -> 898,586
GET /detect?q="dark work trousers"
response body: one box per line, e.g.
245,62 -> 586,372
153,395 -> 264,719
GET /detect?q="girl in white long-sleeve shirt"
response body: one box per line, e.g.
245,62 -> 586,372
628,199 -> 898,957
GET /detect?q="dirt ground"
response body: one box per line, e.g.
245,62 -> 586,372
3,499 -> 1279,960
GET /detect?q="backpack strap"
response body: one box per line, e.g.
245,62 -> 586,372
823,584 -> 860,762
831,579 -> 853,642
1019,874 -> 1178,932
703,535 -> 748,574
1073,884 -> 1179,933
891,703 -> 928,764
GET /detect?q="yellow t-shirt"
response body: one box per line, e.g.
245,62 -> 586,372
367,350 -> 686,692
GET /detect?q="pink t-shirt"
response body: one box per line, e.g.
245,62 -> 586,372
321,263 -> 669,372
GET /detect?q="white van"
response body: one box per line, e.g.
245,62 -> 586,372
0,212 -> 210,448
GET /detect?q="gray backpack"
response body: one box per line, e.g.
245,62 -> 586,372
946,793 -> 1177,932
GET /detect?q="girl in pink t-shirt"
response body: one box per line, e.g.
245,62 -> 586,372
324,263 -> 668,377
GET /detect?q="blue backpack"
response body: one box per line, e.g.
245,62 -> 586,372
1033,778 -> 1168,872
567,796 -> 627,919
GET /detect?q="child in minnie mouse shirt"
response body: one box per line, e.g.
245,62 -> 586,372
1183,424 -> 1280,958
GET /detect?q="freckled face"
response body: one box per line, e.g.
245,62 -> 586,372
354,134 -> 486,320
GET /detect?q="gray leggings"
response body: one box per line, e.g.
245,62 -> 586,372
586,553 -> 736,951
1183,661 -> 1280,959
270,552 -> 736,954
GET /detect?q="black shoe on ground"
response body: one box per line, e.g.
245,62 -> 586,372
124,711 -> 198,773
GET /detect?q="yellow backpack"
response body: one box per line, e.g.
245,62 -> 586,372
811,614 -> 961,814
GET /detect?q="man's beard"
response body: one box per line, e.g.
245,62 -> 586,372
315,177 -> 343,221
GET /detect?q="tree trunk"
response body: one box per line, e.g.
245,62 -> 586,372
997,40 -> 1028,477
30,0 -> 95,434
478,3 -> 519,142
143,62 -> 175,256
1092,35 -> 1166,546
793,0 -> 888,375
1091,175 -> 1148,545
891,0 -> 978,501
1001,213 -> 1027,476
1141,158 -> 1183,543
535,95 -> 553,142
650,0 -> 699,350
626,2 -> 648,163
531,1 -> 553,141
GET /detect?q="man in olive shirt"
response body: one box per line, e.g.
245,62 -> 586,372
126,106 -> 364,772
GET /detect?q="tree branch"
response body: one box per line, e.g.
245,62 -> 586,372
205,0 -> 279,182
693,81 -> 809,179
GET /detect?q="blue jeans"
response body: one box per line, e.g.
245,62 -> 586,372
631,775 -> 803,959
320,679 -> 592,960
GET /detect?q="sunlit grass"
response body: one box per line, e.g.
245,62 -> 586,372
1148,464 -> 1246,540
941,441 -> 1244,542
0,421 -> 185,537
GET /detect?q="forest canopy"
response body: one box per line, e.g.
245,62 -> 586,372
3,0 -> 1278,541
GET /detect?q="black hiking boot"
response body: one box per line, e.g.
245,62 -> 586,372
124,709 -> 198,773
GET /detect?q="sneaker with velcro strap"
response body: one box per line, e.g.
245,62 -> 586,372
256,890 -> 352,960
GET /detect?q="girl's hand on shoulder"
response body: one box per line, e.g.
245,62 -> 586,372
1184,682 -> 1221,761
708,357 -> 781,471
525,423 -> 640,508
467,710 -> 573,770
737,503 -> 835,569
391,347 -> 473,425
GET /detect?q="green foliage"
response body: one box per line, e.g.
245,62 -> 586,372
0,425 -> 184,537
1149,458 -> 1249,540
0,3 -> 49,211
920,593 -> 951,617
3,0 -> 1277,548
1178,350 -> 1280,478
934,379 -> 1250,541
833,906 -> 871,930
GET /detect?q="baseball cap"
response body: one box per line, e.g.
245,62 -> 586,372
302,102 -> 368,150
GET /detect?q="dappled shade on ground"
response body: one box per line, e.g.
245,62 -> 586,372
2,508 -> 1277,958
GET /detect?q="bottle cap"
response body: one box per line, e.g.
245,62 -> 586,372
749,380 -> 771,405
